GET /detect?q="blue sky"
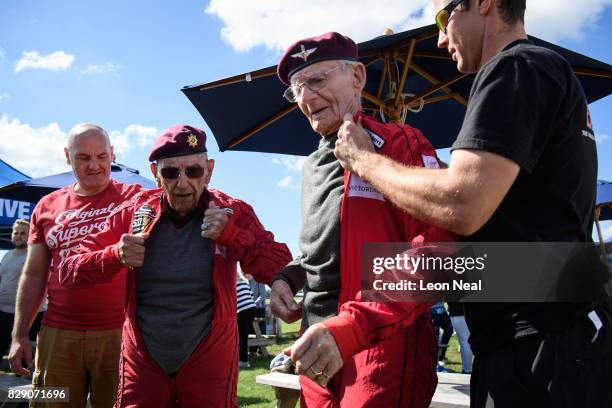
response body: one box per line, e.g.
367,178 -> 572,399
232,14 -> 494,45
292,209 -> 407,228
1,0 -> 611,254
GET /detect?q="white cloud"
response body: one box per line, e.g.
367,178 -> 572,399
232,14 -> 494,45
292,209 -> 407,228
81,62 -> 120,76
277,175 -> 292,188
0,115 -> 157,177
14,50 -> 75,73
0,93 -> 9,101
525,1 -> 612,42
109,125 -> 158,155
206,1 -> 612,53
0,115 -> 69,177
272,155 -> 305,189
0,46 -> 4,62
596,133 -> 610,144
272,156 -> 305,173
206,0 -> 431,53
277,175 -> 300,189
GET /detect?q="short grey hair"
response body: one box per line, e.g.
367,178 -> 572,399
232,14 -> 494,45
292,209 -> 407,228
339,60 -> 360,69
289,59 -> 361,85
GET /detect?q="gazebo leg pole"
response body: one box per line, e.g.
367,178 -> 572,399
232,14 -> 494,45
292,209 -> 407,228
595,208 -> 607,258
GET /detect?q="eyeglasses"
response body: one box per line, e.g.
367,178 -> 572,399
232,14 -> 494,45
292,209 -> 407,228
435,0 -> 466,34
159,165 -> 205,180
283,65 -> 343,103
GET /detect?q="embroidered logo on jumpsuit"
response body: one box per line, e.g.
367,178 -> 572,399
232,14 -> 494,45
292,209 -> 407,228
132,204 -> 155,234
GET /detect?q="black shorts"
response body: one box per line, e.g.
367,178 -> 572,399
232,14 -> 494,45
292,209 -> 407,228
471,302 -> 612,408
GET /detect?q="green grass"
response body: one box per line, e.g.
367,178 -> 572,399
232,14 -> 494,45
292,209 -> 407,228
438,334 -> 462,373
237,328 -> 299,407
280,320 -> 301,335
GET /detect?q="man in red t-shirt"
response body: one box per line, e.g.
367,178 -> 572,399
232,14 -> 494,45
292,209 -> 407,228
9,123 -> 143,408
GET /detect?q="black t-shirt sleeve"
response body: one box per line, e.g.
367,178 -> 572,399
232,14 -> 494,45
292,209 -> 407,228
452,51 -> 562,173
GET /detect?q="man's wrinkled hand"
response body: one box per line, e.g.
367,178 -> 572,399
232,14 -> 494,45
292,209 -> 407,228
8,336 -> 33,377
270,280 -> 302,323
334,114 -> 375,175
285,322 -> 343,387
201,201 -> 229,240
118,232 -> 149,267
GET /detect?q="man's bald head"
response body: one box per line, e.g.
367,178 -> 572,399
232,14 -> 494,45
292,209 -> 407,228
64,123 -> 115,196
67,123 -> 111,152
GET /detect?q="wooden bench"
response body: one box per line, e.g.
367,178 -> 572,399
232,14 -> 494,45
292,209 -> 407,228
255,371 -> 470,408
247,318 -> 276,357
255,372 -> 300,408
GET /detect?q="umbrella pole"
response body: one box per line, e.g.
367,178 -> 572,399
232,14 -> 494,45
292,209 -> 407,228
594,206 -> 607,258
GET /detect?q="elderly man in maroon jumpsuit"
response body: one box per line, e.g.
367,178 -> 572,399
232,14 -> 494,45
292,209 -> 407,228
270,32 -> 455,407
59,124 -> 292,407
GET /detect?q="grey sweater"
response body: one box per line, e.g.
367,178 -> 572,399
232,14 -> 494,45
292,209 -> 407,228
276,134 -> 344,329
136,215 -> 214,375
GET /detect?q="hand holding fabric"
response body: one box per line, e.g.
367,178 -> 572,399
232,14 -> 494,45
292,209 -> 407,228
285,322 -> 343,387
334,114 -> 375,176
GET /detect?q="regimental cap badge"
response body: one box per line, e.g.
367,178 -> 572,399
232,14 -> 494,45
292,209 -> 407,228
187,133 -> 198,148
291,44 -> 317,61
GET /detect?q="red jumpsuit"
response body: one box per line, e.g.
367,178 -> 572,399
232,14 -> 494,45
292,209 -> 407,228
58,188 -> 292,408
301,113 -> 456,407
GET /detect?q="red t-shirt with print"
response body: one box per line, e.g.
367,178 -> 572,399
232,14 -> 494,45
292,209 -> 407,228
29,179 -> 143,330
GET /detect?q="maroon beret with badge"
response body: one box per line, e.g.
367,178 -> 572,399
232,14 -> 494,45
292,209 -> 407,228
148,124 -> 207,162
277,32 -> 358,86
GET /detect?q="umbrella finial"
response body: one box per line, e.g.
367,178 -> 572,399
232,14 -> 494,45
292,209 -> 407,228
383,28 -> 394,36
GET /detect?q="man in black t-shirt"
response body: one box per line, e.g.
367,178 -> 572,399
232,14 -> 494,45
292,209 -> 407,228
333,0 -> 612,407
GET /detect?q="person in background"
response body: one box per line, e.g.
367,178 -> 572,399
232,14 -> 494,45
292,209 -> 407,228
430,301 -> 453,367
247,273 -> 268,334
0,219 -> 46,359
237,273 -> 257,368
447,302 -> 472,374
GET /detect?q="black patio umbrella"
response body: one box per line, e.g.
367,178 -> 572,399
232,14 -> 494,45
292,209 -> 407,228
182,25 -> 612,156
0,163 -> 156,250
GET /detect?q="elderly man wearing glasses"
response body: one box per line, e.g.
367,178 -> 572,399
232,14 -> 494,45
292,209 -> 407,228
270,32 -> 455,407
334,1 -> 612,408
58,124 -> 292,408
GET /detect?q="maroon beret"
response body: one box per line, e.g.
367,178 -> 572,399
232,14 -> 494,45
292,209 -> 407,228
148,124 -> 207,162
277,32 -> 358,86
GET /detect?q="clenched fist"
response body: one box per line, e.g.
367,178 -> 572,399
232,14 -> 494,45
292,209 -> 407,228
201,201 -> 229,240
118,232 -> 149,267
